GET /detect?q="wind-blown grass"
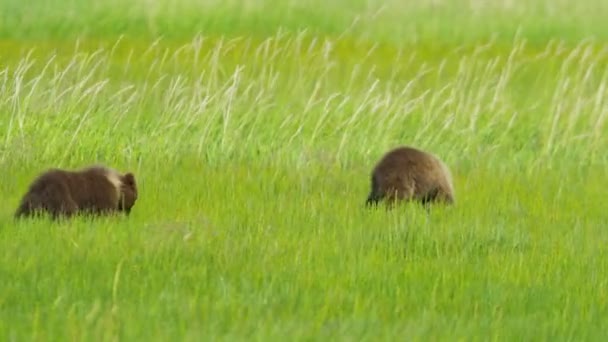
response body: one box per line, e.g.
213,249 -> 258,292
2,35 -> 608,167
1,0 -> 608,340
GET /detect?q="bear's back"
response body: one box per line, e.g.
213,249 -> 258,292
369,146 -> 454,205
373,147 -> 445,183
15,165 -> 123,218
65,166 -> 121,213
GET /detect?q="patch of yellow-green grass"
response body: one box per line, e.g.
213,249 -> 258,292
2,1 -> 608,339
2,0 -> 608,46
2,158 -> 608,340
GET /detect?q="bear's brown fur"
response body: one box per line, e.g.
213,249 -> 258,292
366,146 -> 454,208
14,165 -> 138,219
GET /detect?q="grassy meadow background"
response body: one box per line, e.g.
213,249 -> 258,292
2,0 -> 608,340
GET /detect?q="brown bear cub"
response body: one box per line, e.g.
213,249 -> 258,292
14,165 -> 138,220
366,146 -> 454,208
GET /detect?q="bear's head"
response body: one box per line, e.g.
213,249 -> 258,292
118,172 -> 138,215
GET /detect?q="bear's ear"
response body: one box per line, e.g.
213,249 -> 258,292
123,172 -> 136,186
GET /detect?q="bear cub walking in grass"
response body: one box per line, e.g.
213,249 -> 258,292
14,165 -> 138,220
366,146 -> 454,208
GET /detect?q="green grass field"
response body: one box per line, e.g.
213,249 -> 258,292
2,0 -> 608,340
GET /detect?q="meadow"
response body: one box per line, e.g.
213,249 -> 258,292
1,0 -> 608,340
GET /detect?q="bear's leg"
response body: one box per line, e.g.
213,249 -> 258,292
366,191 -> 382,207
389,177 -> 415,209
385,184 -> 414,210
51,199 -> 78,220
365,176 -> 383,208
44,184 -> 78,220
14,194 -> 37,218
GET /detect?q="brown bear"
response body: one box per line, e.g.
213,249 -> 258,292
14,165 -> 138,220
366,146 -> 454,208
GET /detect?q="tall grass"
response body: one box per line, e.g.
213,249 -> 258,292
1,0 -> 608,340
2,34 -> 608,168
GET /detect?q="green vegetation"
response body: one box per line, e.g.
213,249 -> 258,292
1,0 -> 608,340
